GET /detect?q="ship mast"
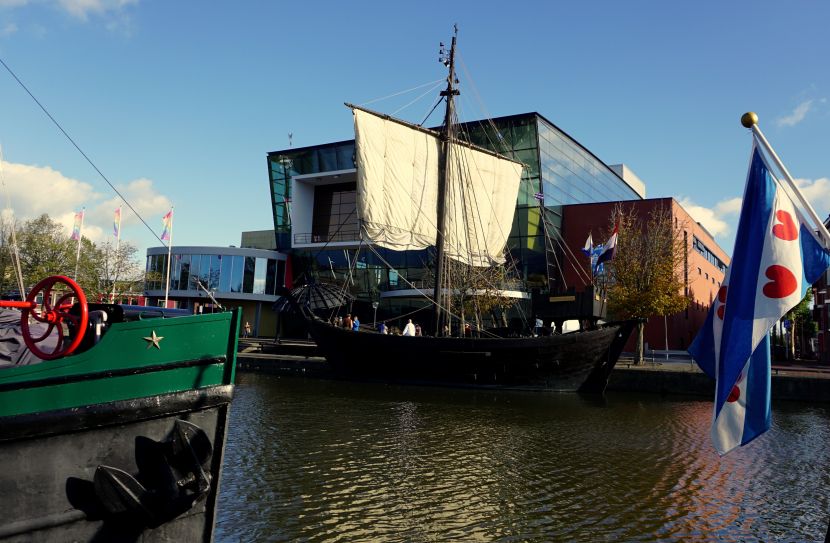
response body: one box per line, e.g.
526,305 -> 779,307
433,29 -> 459,336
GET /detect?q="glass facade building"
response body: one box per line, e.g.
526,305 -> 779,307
144,246 -> 287,337
266,112 -> 643,305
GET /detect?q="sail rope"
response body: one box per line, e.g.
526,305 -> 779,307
0,147 -> 27,297
0,56 -> 167,245
358,78 -> 445,107
391,81 -> 446,117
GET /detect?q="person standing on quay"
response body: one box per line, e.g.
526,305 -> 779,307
352,315 -> 360,331
403,319 -> 416,336
344,314 -> 352,330
243,321 -> 251,338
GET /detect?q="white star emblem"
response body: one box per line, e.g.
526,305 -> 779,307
143,330 -> 164,349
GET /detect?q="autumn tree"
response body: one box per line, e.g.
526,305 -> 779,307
604,203 -> 690,364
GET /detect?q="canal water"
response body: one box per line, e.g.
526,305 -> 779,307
215,372 -> 830,542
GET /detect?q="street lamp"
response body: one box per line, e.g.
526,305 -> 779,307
372,301 -> 379,327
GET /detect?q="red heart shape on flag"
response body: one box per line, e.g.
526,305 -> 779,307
772,210 -> 798,241
762,264 -> 798,299
716,286 -> 727,320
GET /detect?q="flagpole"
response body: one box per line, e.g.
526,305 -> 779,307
164,207 -> 173,308
73,207 -> 84,281
742,112 -> 830,248
112,206 -> 121,303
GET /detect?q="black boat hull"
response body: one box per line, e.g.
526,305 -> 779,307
0,385 -> 233,542
307,318 -> 634,392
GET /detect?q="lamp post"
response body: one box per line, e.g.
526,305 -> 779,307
372,301 -> 379,327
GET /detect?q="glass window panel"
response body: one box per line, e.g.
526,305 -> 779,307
209,254 -> 221,290
265,259 -> 277,295
219,255 -> 232,292
170,254 -> 181,290
243,257 -> 255,293
189,254 -> 201,290
179,254 -> 191,291
253,257 -> 267,294
231,256 -> 244,293
512,120 -> 536,150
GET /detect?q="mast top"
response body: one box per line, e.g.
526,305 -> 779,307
741,112 -> 758,128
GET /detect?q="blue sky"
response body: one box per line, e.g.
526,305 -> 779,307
0,0 -> 828,257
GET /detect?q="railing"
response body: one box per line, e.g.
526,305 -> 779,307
293,231 -> 360,244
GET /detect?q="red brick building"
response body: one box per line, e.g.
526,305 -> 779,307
561,198 -> 730,352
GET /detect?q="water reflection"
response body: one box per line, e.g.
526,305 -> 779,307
216,373 -> 830,542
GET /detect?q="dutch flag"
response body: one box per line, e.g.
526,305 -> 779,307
689,144 -> 830,455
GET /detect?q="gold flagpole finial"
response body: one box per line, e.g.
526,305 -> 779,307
741,112 -> 758,128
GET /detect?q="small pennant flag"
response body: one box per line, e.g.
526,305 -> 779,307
70,210 -> 84,241
161,209 -> 173,242
113,207 -> 122,238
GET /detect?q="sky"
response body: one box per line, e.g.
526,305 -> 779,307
0,0 -> 828,259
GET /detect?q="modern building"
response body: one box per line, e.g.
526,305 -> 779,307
266,112 -> 645,330
144,245 -> 288,337
561,198 -> 729,351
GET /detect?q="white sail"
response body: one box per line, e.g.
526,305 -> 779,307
353,107 -> 522,267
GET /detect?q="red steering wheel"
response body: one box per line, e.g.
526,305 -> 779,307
16,276 -> 89,360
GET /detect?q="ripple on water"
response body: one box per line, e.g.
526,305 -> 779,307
214,374 -> 830,542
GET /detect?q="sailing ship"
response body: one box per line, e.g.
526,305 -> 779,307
288,32 -> 635,392
0,275 -> 238,541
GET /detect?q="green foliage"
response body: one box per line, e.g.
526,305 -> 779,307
1,213 -> 142,301
605,205 -> 689,320
603,204 -> 690,362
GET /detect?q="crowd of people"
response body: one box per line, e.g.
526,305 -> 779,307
329,314 -> 425,336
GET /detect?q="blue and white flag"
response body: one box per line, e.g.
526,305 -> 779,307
689,144 -> 830,455
582,233 -> 593,257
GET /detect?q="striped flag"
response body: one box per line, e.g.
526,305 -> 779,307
161,209 -> 173,242
689,144 -> 830,455
113,207 -> 122,238
70,210 -> 84,241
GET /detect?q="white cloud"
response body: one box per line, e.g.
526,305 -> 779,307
776,100 -> 814,127
0,160 -> 170,245
56,0 -> 137,20
793,176 -> 830,218
0,22 -> 18,36
678,196 -> 742,239
679,175 -> 830,252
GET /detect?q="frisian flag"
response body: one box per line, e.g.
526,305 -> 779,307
161,209 -> 173,242
581,233 -> 593,257
70,209 -> 84,241
688,143 -> 830,455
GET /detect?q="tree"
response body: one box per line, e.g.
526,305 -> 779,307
15,214 -> 78,287
784,291 -> 815,360
604,204 -> 690,364
93,241 -> 145,302
5,214 -> 143,302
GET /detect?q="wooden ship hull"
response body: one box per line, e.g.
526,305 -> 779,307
306,316 -> 635,392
